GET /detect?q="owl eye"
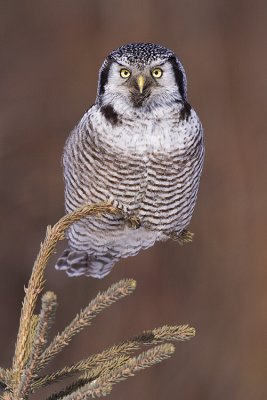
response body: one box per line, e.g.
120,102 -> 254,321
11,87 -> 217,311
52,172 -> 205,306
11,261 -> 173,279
120,69 -> 131,79
151,68 -> 163,78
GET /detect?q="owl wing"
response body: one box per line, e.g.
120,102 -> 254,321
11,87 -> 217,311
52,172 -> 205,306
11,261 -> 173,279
170,110 -> 204,234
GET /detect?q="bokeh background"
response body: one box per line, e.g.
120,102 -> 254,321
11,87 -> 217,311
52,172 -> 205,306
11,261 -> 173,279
1,1 -> 267,399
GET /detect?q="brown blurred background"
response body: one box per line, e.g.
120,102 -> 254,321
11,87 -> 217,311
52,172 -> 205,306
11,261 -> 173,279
1,0 -> 267,398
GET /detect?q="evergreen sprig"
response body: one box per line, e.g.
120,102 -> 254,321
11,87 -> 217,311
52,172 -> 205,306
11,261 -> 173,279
0,203 -> 195,399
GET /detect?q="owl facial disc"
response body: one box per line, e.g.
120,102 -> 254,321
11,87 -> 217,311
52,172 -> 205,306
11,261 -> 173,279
97,43 -> 188,110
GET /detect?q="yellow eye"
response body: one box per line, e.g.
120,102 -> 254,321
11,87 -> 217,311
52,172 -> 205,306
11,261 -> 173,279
120,69 -> 131,79
152,68 -> 163,78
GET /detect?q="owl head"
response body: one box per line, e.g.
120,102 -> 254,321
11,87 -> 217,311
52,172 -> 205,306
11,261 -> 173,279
97,43 -> 188,111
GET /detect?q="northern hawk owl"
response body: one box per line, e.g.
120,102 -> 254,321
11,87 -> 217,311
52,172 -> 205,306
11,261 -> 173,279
56,43 -> 204,278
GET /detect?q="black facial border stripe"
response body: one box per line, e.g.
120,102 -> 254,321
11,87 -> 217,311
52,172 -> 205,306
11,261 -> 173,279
98,57 -> 114,96
168,55 -> 186,100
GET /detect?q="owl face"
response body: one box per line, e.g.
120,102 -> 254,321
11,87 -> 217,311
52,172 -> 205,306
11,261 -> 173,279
97,43 -> 187,111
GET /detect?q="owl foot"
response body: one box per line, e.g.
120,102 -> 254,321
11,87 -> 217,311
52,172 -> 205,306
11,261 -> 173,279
107,197 -> 141,229
169,229 -> 194,245
125,214 -> 141,229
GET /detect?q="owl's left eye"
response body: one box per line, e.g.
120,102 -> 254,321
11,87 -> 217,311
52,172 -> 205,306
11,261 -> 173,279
120,69 -> 131,79
151,68 -> 163,78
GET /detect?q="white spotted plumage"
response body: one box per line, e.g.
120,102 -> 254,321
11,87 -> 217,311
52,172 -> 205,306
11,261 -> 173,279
56,43 -> 204,278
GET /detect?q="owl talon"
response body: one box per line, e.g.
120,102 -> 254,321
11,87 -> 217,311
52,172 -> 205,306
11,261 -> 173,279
107,197 -> 140,229
107,197 -> 128,213
126,215 -> 141,229
169,229 -> 194,245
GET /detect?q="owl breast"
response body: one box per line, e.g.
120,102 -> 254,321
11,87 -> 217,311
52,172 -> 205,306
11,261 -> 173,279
64,104 -> 204,252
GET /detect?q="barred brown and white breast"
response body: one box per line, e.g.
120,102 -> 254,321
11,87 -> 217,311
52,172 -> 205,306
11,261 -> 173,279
56,43 -> 204,278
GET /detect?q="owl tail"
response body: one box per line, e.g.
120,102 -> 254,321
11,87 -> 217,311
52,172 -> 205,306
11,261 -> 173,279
55,248 -> 118,279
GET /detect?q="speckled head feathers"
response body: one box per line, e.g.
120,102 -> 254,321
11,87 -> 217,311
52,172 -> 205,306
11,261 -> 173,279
110,43 -> 174,67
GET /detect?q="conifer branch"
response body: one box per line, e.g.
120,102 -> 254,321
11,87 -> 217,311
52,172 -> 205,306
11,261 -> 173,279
33,324 -> 195,389
61,344 -> 175,400
38,279 -> 136,372
1,202 -> 195,400
11,202 -> 122,384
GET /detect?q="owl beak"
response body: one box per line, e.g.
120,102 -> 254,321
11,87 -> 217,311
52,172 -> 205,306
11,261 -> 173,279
137,75 -> 145,94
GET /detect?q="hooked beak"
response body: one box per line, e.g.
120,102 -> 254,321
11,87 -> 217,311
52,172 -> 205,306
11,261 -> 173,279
137,75 -> 145,94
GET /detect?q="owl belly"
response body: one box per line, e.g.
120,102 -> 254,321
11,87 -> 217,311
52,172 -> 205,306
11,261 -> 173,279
90,156 -> 197,257
65,110 -> 203,258
67,151 -> 199,259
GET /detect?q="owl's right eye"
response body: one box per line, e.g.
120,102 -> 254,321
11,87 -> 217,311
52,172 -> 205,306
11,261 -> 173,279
120,69 -> 131,79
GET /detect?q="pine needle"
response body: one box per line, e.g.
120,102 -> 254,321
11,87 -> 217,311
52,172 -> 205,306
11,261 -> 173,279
24,315 -> 39,365
0,367 -> 6,384
1,370 -> 13,394
45,355 -> 130,400
151,325 -> 196,342
14,292 -> 57,399
0,368 -> 12,389
2,393 -> 13,400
